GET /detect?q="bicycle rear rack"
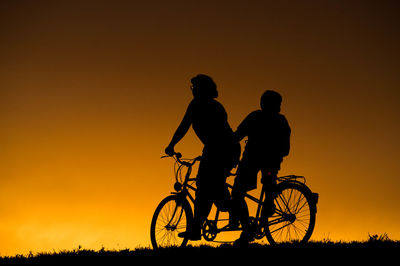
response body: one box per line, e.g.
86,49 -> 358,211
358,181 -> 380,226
278,175 -> 319,204
278,175 -> 306,184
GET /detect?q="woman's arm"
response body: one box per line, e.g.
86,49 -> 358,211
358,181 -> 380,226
165,103 -> 192,155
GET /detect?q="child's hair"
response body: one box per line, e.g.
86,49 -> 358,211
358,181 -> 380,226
260,90 -> 282,112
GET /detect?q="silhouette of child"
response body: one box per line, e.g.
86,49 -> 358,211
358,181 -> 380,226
231,90 -> 291,245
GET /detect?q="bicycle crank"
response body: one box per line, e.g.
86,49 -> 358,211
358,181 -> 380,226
202,220 -> 218,241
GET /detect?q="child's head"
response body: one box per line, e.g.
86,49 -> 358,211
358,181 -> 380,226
260,90 -> 282,113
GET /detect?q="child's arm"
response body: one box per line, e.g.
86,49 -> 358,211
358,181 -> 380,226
280,115 -> 291,157
234,111 -> 257,141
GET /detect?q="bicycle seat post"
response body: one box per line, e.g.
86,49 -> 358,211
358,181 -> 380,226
256,186 -> 266,219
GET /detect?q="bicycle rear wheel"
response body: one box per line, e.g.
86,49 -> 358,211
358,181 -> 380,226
264,182 -> 316,245
150,195 -> 193,249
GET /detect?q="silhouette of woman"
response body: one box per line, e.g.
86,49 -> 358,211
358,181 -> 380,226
165,74 -> 240,240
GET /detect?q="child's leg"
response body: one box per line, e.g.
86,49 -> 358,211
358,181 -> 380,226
261,169 -> 279,219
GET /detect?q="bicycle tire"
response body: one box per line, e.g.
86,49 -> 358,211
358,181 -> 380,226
264,181 -> 316,245
150,195 -> 193,249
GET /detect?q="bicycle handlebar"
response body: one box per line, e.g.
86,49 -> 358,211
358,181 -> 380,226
162,152 -> 237,177
162,152 -> 201,167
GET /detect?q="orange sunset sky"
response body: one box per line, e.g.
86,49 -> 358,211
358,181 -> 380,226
1,0 -> 399,256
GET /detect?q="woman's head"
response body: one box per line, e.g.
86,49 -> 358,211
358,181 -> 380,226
260,90 -> 282,113
190,74 -> 218,99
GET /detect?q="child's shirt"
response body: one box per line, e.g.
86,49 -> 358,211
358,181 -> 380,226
235,110 -> 291,160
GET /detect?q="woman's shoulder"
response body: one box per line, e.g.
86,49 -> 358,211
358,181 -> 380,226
191,98 -> 225,109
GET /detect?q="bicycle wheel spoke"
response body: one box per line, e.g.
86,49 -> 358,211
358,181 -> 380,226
278,192 -> 291,213
269,221 -> 291,234
296,200 -> 309,215
276,193 -> 290,214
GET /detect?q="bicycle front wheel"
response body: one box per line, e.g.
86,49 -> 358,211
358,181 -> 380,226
150,195 -> 193,249
264,182 -> 316,245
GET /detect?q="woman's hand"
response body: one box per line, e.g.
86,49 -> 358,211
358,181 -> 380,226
165,145 -> 175,156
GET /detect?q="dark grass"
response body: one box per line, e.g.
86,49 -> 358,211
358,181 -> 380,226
2,237 -> 399,264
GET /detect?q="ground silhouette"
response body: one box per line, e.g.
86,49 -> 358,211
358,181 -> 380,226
2,238 -> 399,265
